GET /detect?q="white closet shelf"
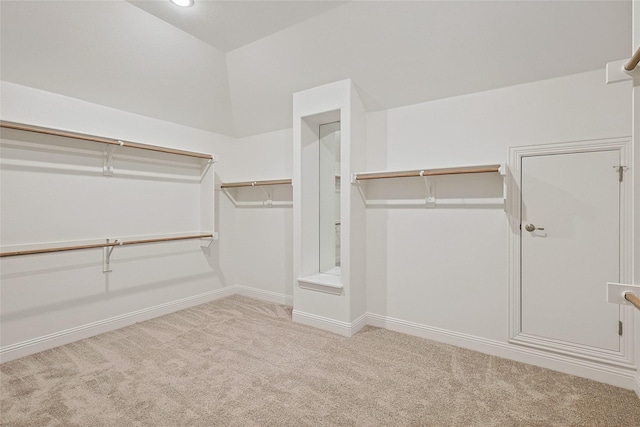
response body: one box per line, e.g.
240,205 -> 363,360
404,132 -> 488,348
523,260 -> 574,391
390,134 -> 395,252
220,179 -> 292,189
0,120 -> 214,160
1,121 -> 217,271
352,163 -> 507,209
352,164 -> 504,182
221,178 -> 293,208
0,233 -> 214,258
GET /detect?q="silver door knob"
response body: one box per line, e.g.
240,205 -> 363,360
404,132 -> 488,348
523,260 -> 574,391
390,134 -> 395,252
525,224 -> 544,232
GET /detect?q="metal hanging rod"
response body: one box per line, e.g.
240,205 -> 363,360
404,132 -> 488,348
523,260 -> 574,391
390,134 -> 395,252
624,292 -> 640,310
0,120 -> 213,160
624,46 -> 640,71
354,164 -> 502,181
0,233 -> 213,258
220,179 -> 292,188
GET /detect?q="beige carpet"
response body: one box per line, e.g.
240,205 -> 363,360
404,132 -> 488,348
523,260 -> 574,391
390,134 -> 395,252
1,295 -> 639,426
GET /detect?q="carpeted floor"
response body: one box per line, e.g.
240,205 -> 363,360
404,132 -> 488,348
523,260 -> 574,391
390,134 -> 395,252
1,295 -> 639,426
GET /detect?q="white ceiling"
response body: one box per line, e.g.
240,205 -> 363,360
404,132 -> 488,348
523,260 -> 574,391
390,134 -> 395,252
0,1 -> 633,138
126,0 -> 349,53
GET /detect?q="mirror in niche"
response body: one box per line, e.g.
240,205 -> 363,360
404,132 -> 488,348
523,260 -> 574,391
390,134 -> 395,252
319,121 -> 341,275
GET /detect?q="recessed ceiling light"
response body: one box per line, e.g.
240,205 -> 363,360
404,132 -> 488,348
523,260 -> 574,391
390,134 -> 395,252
170,0 -> 194,7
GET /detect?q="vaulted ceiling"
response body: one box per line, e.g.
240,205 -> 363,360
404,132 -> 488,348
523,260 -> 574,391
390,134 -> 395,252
0,1 -> 632,138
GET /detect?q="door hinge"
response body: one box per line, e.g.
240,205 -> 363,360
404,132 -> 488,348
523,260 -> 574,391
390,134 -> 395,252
614,166 -> 628,182
619,321 -> 623,336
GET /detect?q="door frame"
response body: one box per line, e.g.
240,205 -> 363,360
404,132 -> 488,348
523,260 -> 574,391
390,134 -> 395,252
507,137 -> 634,367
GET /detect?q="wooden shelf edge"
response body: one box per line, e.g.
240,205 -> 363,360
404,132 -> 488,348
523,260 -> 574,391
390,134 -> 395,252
221,179 -> 292,188
354,164 -> 503,181
1,120 -> 214,160
0,233 -> 214,258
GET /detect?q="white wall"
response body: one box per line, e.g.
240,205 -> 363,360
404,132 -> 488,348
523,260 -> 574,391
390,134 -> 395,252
224,70 -> 634,386
365,70 -> 630,343
224,129 -> 294,303
0,82 -> 236,360
0,0 -> 233,135
225,1 -> 631,137
2,70 -> 635,389
361,70 -> 638,389
224,69 -> 632,348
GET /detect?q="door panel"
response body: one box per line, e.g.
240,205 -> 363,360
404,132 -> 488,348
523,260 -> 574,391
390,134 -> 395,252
521,150 -> 620,351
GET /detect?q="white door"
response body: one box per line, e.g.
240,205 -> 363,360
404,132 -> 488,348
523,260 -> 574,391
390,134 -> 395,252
520,150 -> 620,352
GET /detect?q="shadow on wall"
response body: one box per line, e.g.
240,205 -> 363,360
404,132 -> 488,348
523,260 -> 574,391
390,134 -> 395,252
0,128 -> 205,183
363,173 -> 504,209
205,171 -> 228,285
221,184 -> 293,207
0,126 -> 228,346
1,268 -> 216,323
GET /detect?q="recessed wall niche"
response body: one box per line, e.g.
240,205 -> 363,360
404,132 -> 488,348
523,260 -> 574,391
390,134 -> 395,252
292,79 -> 367,336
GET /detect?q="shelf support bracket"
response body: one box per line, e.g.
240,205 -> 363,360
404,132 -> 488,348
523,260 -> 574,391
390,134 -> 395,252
200,158 -> 214,181
259,185 -> 273,207
420,171 -> 436,208
606,59 -> 640,87
200,233 -> 216,247
351,174 -> 368,204
499,163 -> 507,211
103,145 -> 117,176
102,239 -> 119,273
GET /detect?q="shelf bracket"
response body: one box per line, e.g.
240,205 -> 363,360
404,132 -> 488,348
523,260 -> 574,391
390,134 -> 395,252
200,158 -> 215,181
102,239 -> 119,273
351,174 -> 368,204
420,171 -> 436,208
259,185 -> 273,207
606,59 -> 640,87
200,233 -> 216,247
607,282 -> 640,308
499,163 -> 507,210
103,145 -> 117,176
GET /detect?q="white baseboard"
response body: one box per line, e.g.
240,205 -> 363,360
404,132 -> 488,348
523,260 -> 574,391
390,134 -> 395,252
3,282 -> 637,394
367,313 -> 637,391
232,284 -> 293,306
0,287 -> 236,363
0,285 -> 291,363
292,309 -> 367,337
351,312 -> 368,335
